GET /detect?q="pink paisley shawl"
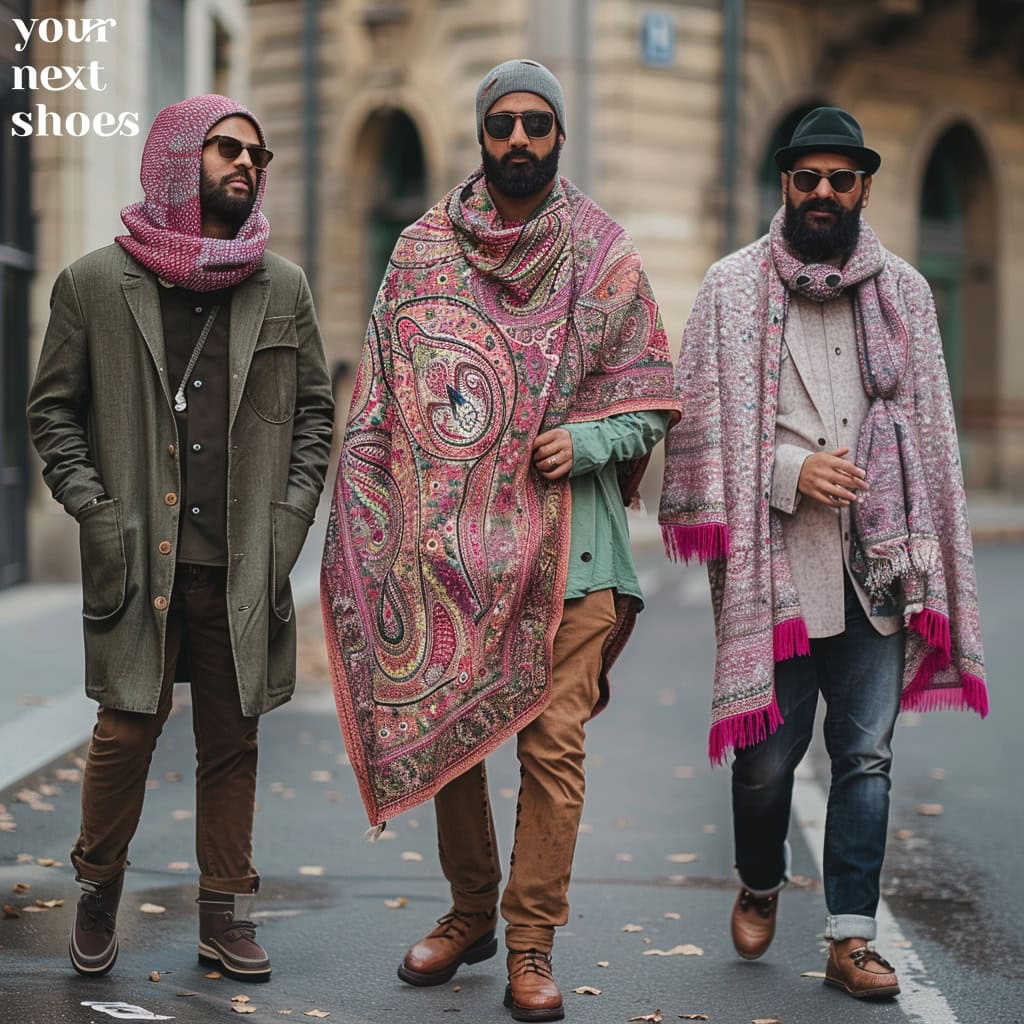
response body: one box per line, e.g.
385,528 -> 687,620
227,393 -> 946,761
117,94 -> 270,291
659,215 -> 987,764
322,171 -> 679,825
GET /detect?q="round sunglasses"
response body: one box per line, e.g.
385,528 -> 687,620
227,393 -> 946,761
483,110 -> 555,140
203,135 -> 274,169
787,168 -> 866,194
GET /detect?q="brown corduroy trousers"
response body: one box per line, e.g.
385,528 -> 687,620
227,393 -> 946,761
433,588 -> 617,953
71,564 -> 260,894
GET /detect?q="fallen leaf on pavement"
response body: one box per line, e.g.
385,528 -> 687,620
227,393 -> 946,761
0,821 -> 16,832
678,1016 -> 709,1021
35,898 -> 64,908
451,985 -> 461,992
232,1006 -> 257,1014
55,768 -> 82,783
164,770 -> 183,782
895,829 -> 914,840
146,780 -> 160,790
299,866 -> 324,876
400,851 -> 424,862
149,971 -> 160,982
621,923 -> 644,933
616,853 -> 634,862
21,906 -> 45,913
303,1012 -> 331,1019
667,854 -> 698,864
171,809 -> 192,821
673,766 -> 695,779
379,831 -> 396,841
702,824 -> 718,834
642,944 -> 703,957
36,858 -> 60,867
3,904 -> 20,918
12,883 -> 30,894
498,788 -> 516,799
917,803 -> 943,816
892,939 -> 912,948
573,986 -> 601,996
800,970 -> 826,978
628,1011 -> 662,1023
383,897 -> 407,909
406,818 -> 420,829
663,912 -> 681,920
167,861 -> 190,872
16,854 -> 34,864
176,992 -> 198,997
139,903 -> 166,914
277,1012 -> 293,1016
752,1018 -> 780,1023
38,784 -> 60,797
204,971 -> 222,979
310,771 -> 332,783
326,791 -> 343,802
642,937 -> 653,945
578,823 -> 593,834
231,995 -> 251,1003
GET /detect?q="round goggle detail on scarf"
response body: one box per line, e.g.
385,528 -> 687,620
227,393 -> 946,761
483,110 -> 554,140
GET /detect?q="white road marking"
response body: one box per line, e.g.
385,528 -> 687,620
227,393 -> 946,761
793,773 -> 960,1023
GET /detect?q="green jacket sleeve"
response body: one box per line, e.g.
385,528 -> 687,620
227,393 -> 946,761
564,410 -> 669,478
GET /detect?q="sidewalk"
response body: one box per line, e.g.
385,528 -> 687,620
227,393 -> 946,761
1,491 -> 1020,793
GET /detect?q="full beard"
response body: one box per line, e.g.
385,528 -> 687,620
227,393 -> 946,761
200,169 -> 256,234
783,193 -> 862,264
481,142 -> 561,198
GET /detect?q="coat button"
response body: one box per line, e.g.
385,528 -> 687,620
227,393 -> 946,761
168,444 -> 176,456
192,442 -> 202,452
191,505 -> 201,515
834,347 -> 841,355
153,596 -> 168,611
164,492 -> 177,505
818,438 -> 826,447
580,551 -> 593,562
842,417 -> 848,426
158,541 -> 172,555
193,379 -> 203,389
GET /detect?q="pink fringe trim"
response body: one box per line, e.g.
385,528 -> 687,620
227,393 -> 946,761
901,658 -> 989,718
909,608 -> 951,663
773,617 -> 810,662
708,697 -> 784,765
661,523 -> 730,563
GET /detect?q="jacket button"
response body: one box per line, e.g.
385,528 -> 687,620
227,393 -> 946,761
580,551 -> 593,562
842,417 -> 848,426
168,444 -> 176,456
158,541 -> 172,555
153,596 -> 168,611
164,492 -> 177,506
818,438 -> 826,447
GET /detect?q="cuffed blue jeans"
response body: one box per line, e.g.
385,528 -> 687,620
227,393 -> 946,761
731,578 -> 904,942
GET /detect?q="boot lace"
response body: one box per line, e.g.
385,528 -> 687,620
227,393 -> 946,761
512,949 -> 553,978
433,909 -> 490,940
738,890 -> 776,919
223,917 -> 259,941
849,946 -> 894,971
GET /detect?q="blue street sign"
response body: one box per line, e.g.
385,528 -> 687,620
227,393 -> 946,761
641,10 -> 676,68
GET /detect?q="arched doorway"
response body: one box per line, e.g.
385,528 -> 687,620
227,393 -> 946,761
917,123 -> 997,485
359,109 -> 427,311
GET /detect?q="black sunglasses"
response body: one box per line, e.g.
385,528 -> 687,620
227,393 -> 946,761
483,110 -> 555,140
787,168 -> 866,194
203,135 -> 274,169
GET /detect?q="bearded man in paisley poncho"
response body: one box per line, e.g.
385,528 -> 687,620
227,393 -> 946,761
321,59 -> 679,1023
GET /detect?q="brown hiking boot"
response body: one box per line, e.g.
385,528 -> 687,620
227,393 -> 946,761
197,889 -> 271,982
730,887 -> 779,960
825,942 -> 900,998
504,949 -> 564,1022
69,873 -> 124,976
398,908 -> 498,986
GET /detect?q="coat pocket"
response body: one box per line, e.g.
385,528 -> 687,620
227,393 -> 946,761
270,500 -> 313,622
245,317 -> 299,423
77,498 -> 127,621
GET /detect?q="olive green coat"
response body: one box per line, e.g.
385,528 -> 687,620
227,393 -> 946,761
27,245 -> 334,716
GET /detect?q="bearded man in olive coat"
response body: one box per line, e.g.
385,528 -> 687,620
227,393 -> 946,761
27,95 -> 334,982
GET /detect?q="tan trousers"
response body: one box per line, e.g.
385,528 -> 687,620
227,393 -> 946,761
71,564 -> 260,894
434,588 -> 617,952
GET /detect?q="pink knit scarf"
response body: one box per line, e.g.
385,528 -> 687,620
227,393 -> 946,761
117,95 -> 269,292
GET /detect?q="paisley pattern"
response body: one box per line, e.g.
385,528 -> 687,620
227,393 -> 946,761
323,172 -> 679,824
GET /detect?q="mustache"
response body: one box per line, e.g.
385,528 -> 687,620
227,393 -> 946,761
797,197 -> 842,216
500,150 -> 540,168
220,171 -> 253,191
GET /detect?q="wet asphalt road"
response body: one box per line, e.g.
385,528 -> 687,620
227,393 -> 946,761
0,543 -> 1020,1024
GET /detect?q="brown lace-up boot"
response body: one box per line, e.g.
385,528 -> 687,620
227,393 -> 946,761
504,949 -> 564,1022
197,889 -> 271,982
69,872 -> 124,976
398,908 -> 498,986
730,887 -> 779,960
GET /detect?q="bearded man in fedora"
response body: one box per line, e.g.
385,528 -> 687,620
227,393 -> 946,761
660,107 -> 987,998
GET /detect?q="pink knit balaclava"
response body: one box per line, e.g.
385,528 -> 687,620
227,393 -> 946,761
117,94 -> 270,291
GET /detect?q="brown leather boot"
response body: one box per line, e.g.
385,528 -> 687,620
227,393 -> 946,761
504,949 -> 564,1022
825,943 -> 900,998
398,908 -> 498,986
69,872 -> 124,976
730,888 -> 779,960
197,889 -> 271,982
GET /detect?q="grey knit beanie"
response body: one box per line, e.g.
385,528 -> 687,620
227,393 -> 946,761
475,59 -> 566,143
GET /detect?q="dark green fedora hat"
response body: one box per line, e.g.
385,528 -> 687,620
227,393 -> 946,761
775,106 -> 881,175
